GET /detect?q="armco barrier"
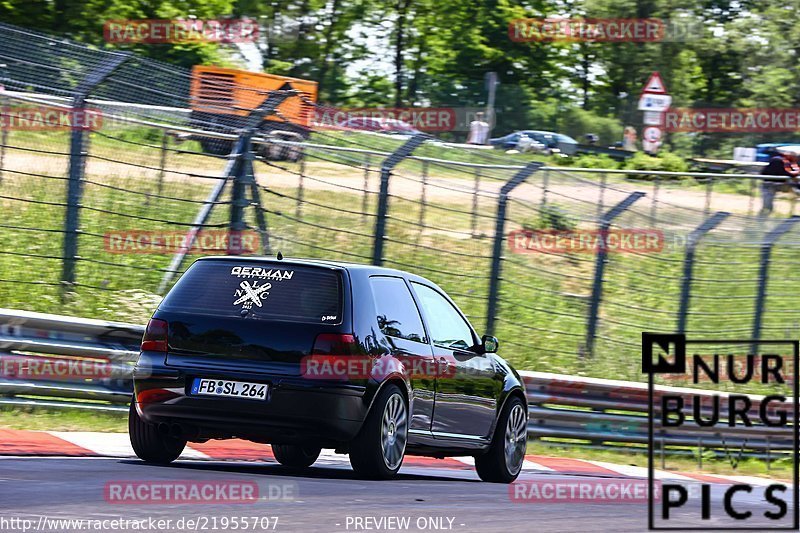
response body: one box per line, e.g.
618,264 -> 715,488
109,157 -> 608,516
0,309 -> 142,411
0,309 -> 794,459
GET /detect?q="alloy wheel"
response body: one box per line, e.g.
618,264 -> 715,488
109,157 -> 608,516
504,403 -> 527,475
380,393 -> 408,470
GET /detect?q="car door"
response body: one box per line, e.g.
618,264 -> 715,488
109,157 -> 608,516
368,276 -> 436,435
505,133 -> 520,148
410,282 -> 499,441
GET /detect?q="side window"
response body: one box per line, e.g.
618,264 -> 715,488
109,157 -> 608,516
412,283 -> 475,351
369,277 -> 427,343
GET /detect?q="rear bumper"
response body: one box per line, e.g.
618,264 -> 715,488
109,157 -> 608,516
133,359 -> 368,445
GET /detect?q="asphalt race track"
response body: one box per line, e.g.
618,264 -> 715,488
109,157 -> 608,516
0,455 -> 792,532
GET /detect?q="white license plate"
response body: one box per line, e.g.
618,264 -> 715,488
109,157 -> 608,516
190,378 -> 268,401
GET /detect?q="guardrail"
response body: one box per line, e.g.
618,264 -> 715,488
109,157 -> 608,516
0,309 -> 793,461
0,309 -> 141,412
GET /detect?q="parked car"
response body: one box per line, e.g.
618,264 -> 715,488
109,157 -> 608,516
130,257 -> 528,483
756,142 -> 800,162
491,130 -> 579,155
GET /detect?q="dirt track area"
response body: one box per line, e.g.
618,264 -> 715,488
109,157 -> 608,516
2,149 -> 790,217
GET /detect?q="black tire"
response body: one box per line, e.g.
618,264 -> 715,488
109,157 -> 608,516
474,395 -> 527,483
349,384 -> 408,479
271,444 -> 321,468
128,399 -> 186,464
198,137 -> 233,156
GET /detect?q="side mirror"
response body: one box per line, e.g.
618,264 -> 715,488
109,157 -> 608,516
481,335 -> 499,354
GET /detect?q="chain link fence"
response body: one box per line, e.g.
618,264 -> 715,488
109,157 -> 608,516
1,22 -> 799,380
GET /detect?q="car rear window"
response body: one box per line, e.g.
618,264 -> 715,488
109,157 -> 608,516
159,261 -> 342,324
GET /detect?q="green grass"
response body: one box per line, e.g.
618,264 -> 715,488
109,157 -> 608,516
1,124 -> 798,383
6,126 -> 772,199
0,405 -> 127,432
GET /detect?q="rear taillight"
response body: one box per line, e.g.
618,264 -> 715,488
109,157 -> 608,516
141,319 -> 168,352
311,333 -> 358,356
137,388 -> 180,406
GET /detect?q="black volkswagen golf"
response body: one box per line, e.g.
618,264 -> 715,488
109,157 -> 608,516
130,257 -> 528,482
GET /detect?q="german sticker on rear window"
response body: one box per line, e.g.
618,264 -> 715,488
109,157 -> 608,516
230,266 -> 294,281
160,261 -> 340,322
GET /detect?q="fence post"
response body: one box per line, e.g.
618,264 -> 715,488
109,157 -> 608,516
157,91 -> 294,293
650,176 -> 660,225
583,192 -> 645,357
597,173 -> 607,221
228,144 -> 252,255
418,159 -> 429,227
471,168 -> 481,238
751,216 -> 800,353
372,134 -> 427,266
485,162 -> 544,336
676,212 -> 730,334
704,177 -> 714,217
248,164 -> 271,255
541,168 -> 550,208
0,100 -> 7,186
60,52 -> 130,299
296,154 -> 305,220
157,130 -> 169,197
362,153 -> 370,224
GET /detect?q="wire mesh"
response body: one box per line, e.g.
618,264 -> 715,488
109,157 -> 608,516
1,22 -> 800,380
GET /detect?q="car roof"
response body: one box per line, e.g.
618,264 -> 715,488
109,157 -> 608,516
194,255 -> 427,279
520,130 -> 578,142
757,142 -> 800,149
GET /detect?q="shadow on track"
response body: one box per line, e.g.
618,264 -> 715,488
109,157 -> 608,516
117,459 -> 482,484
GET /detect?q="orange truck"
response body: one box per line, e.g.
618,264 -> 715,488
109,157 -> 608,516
189,65 -> 318,155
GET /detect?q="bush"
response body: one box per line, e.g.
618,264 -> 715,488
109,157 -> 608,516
558,153 -> 621,169
622,151 -> 689,180
560,108 -> 624,147
522,204 -> 577,232
113,126 -> 165,144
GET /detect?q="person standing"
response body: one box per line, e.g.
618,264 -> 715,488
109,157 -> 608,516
622,126 -> 637,151
760,148 -> 800,215
467,112 -> 490,145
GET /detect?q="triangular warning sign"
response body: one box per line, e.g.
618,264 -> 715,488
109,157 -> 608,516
642,72 -> 667,95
